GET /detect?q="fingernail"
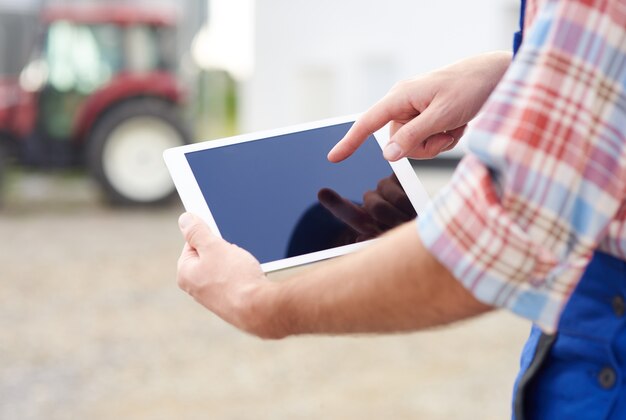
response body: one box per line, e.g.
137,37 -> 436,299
178,213 -> 194,229
383,142 -> 403,161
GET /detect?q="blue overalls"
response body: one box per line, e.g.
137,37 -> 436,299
509,2 -> 626,418
512,252 -> 626,419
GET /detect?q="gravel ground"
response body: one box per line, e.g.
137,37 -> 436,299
0,168 -> 530,420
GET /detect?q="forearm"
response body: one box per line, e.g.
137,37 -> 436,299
253,222 -> 493,338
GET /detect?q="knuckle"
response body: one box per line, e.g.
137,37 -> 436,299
186,225 -> 202,244
390,79 -> 409,93
187,225 -> 213,251
424,147 -> 439,159
400,124 -> 421,144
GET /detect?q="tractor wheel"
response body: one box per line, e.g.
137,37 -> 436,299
87,99 -> 190,206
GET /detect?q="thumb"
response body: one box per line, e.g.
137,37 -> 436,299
178,213 -> 214,251
383,107 -> 447,161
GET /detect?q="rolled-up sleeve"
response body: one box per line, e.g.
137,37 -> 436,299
417,0 -> 626,333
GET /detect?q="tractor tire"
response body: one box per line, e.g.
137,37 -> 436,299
87,98 -> 191,206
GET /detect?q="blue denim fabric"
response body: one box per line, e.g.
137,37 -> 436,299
512,0 -> 526,55
512,252 -> 626,419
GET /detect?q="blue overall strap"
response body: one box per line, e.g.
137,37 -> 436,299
513,0 -> 526,55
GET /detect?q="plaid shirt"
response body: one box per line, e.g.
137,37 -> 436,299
417,0 -> 626,333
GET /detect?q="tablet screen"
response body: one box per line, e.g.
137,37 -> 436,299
185,122 -> 417,264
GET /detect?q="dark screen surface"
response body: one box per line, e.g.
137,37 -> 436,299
185,122 -> 416,264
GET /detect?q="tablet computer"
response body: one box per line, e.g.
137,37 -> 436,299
163,115 -> 429,272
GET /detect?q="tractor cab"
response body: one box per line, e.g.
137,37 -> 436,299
0,5 -> 190,205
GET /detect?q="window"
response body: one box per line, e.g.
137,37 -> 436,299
46,21 -> 122,94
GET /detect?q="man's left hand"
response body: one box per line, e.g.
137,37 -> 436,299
177,213 -> 276,337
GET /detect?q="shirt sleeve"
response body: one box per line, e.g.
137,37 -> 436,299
417,0 -> 626,333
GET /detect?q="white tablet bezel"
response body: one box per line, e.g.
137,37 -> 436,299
163,114 -> 430,272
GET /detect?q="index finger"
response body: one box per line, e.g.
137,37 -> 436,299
327,100 -> 394,163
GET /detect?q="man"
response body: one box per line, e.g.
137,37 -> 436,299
177,0 -> 626,418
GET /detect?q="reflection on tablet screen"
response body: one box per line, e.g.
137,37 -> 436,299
185,122 -> 417,264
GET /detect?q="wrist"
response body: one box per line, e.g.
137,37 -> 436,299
238,281 -> 290,340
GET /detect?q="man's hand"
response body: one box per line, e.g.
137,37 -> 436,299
328,51 -> 512,162
177,213 -> 492,339
177,213 -> 277,338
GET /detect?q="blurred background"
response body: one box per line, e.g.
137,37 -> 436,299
0,0 -> 530,419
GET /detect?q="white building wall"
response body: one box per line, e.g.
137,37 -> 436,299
241,0 -> 519,132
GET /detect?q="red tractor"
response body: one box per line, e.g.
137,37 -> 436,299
0,4 -> 191,205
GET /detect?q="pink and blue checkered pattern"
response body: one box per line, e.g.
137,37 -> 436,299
418,0 -> 626,333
